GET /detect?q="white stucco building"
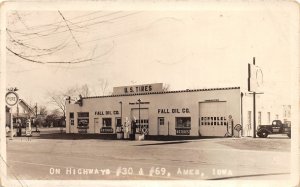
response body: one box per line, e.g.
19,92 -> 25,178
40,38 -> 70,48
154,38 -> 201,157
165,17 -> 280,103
65,82 -> 290,139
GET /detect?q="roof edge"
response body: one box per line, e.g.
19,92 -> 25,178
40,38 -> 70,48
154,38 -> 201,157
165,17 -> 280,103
83,86 -> 241,100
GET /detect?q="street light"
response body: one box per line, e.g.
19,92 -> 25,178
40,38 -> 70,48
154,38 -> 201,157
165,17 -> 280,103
137,99 -> 141,133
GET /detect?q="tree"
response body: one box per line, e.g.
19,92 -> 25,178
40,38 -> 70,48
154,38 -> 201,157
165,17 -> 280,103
45,109 -> 63,127
90,79 -> 110,96
99,79 -> 109,96
78,84 -> 90,97
34,105 -> 48,128
39,105 -> 48,116
47,84 -> 92,119
163,84 -> 170,91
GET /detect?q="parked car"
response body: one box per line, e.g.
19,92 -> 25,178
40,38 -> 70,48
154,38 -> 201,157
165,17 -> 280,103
257,120 -> 291,138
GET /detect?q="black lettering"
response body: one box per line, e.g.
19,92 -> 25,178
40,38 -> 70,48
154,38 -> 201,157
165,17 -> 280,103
149,85 -> 152,91
141,86 -> 144,92
130,87 -> 134,92
124,88 -> 128,93
145,86 -> 148,91
158,109 -> 161,114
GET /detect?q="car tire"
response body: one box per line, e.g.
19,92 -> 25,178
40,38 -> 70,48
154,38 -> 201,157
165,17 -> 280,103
261,131 -> 268,138
257,132 -> 262,138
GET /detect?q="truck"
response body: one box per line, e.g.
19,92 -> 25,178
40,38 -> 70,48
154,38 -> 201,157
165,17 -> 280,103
257,120 -> 291,138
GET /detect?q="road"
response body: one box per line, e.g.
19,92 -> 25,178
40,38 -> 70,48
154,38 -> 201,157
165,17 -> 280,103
3,129 -> 292,186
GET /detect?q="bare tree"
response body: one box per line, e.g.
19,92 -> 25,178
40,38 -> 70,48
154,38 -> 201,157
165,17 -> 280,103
48,84 -> 92,118
39,105 -> 48,116
91,79 -> 109,96
48,87 -> 76,118
99,79 -> 109,96
163,84 -> 170,91
76,84 -> 90,97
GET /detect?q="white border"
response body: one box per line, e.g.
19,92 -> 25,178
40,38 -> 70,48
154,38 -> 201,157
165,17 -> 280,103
1,0 -> 299,187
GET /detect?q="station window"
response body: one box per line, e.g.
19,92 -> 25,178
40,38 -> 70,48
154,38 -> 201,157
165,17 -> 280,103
158,117 -> 164,125
102,118 -> 112,127
70,112 -> 74,119
78,112 -> 89,118
258,112 -> 262,125
267,112 -> 271,124
176,117 -> 191,129
77,112 -> 89,128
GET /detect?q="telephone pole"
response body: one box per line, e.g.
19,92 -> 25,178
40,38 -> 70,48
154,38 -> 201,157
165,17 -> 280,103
248,57 -> 264,138
35,103 -> 38,131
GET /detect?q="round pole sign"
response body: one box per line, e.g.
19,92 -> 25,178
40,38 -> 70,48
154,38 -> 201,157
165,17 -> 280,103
6,91 -> 19,107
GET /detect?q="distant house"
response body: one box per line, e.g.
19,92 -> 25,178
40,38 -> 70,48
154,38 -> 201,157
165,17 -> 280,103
6,99 -> 36,127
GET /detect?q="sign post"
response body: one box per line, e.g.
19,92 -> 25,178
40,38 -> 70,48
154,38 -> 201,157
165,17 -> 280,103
5,90 -> 19,140
247,57 -> 264,138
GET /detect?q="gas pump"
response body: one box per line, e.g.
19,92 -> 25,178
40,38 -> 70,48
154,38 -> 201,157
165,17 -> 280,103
16,119 -> 22,136
25,119 -> 32,137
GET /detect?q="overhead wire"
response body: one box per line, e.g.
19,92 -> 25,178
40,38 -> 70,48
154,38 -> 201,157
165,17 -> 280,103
12,11 -> 139,42
10,11 -> 102,32
8,11 -> 122,40
7,11 -> 142,64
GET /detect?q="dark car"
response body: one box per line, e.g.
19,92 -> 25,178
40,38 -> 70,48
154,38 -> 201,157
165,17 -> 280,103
257,120 -> 291,138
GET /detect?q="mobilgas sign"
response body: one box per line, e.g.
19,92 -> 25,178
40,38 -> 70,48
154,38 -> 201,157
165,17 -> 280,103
100,127 -> 114,133
112,83 -> 163,95
176,128 -> 191,135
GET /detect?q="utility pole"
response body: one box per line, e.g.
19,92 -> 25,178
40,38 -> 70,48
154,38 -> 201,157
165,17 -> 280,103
35,103 -> 38,132
248,57 -> 264,138
138,99 -> 141,133
253,92 -> 256,138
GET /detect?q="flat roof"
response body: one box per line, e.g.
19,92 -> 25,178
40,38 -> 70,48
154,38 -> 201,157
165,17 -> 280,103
83,86 -> 240,100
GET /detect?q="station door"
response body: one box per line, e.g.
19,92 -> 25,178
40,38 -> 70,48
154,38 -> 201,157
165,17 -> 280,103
131,108 -> 149,134
199,102 -> 227,136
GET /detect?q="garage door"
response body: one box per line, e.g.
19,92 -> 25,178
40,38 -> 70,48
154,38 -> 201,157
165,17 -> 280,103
199,102 -> 227,136
131,108 -> 149,134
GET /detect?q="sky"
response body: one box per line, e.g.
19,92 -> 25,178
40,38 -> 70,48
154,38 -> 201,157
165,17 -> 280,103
4,1 -> 298,111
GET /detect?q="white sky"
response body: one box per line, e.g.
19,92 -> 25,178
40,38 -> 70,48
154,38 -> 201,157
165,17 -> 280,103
5,1 -> 298,110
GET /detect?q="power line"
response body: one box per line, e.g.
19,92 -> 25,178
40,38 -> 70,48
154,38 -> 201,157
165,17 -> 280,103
7,29 -> 71,52
8,11 -> 122,39
58,10 -> 81,49
11,11 -> 102,32
7,40 -> 114,64
11,12 -> 140,42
